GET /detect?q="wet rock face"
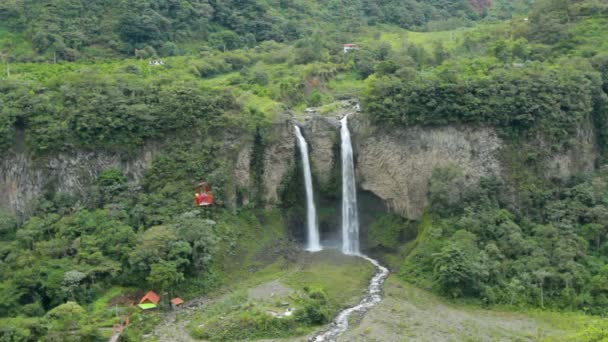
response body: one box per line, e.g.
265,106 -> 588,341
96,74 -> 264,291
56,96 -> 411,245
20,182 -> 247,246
349,112 -> 598,219
262,121 -> 296,205
544,115 -> 597,179
0,105 -> 598,221
0,146 -> 157,219
353,120 -> 503,219
304,117 -> 339,187
234,143 -> 253,206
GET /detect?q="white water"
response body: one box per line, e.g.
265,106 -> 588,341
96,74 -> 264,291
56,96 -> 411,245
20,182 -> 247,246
340,116 -> 359,255
310,115 -> 390,342
294,125 -> 321,252
311,254 -> 389,342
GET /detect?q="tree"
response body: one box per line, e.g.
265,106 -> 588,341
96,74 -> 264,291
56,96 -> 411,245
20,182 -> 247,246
173,212 -> 218,271
432,42 -> 450,65
147,260 -> 184,297
0,209 -> 17,237
433,230 -> 488,297
45,301 -> 86,331
492,40 -> 510,63
533,269 -> 553,308
130,225 -> 179,272
60,271 -> 86,301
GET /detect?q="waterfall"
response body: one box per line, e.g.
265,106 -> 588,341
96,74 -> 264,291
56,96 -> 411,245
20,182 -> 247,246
311,115 -> 390,342
294,125 -> 321,252
340,116 -> 360,255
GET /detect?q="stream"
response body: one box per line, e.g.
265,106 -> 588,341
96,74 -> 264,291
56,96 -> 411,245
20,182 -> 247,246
311,254 -> 389,342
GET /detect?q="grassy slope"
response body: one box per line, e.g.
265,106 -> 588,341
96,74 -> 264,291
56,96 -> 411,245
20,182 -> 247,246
340,276 -> 598,342
3,14 -> 607,340
111,209 -> 374,341
170,250 -> 375,341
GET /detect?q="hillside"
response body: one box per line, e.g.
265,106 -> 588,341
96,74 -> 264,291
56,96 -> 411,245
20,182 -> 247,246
1,0 -> 608,341
0,0 -> 523,61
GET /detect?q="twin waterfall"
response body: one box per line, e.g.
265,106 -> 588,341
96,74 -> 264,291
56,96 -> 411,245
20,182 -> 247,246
294,116 -> 360,254
294,125 -> 321,252
295,115 -> 388,342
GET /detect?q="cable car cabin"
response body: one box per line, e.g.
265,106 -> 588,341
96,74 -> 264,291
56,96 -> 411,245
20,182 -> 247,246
195,182 -> 214,207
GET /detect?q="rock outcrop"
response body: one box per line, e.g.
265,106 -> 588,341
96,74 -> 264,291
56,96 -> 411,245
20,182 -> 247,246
234,143 -> 253,205
349,112 -> 598,219
0,105 -> 599,222
544,115 -> 597,179
262,121 -> 296,205
304,117 -> 339,187
0,146 -> 157,219
0,121 -> 299,218
351,115 -> 502,219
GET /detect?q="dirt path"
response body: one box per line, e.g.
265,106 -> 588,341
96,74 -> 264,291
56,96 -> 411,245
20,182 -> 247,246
151,296 -> 211,342
338,276 -> 571,342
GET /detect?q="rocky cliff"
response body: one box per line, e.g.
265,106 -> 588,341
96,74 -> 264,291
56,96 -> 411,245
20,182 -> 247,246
0,122 -> 296,218
0,106 -> 599,221
352,118 -> 502,218
0,146 -> 157,220
261,121 -> 296,206
348,113 -> 597,219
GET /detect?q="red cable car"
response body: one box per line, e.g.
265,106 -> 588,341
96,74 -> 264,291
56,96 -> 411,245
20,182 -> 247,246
195,182 -> 214,207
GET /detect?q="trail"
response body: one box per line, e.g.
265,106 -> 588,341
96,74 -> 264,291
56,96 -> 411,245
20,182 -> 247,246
311,254 -> 389,342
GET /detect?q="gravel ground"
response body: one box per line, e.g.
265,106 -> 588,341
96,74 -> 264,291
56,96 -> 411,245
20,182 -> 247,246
338,276 -> 569,342
151,263 -> 574,342
248,279 -> 294,301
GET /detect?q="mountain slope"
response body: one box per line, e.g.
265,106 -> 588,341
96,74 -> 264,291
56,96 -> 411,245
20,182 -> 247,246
0,0 -> 487,60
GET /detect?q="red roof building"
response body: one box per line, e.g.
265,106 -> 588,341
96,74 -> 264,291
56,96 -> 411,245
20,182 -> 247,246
139,291 -> 160,305
170,298 -> 184,306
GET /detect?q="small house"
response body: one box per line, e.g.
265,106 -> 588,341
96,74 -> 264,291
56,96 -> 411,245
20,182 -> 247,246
343,44 -> 358,53
149,60 -> 165,66
170,297 -> 184,309
138,290 -> 160,310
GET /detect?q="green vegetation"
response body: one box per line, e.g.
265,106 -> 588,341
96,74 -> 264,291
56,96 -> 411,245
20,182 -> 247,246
365,61 -> 605,148
186,250 -> 374,341
1,0 -> 608,341
0,0 -> 494,61
399,166 -> 608,314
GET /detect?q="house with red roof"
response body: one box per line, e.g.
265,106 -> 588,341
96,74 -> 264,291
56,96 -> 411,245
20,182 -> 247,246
170,297 -> 184,309
138,290 -> 160,310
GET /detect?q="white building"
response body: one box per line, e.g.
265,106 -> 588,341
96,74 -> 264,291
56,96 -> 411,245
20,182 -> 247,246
343,44 -> 358,53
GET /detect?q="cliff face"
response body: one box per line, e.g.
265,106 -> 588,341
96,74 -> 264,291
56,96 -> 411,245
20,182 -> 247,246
352,118 -> 502,218
0,125 -> 289,218
0,109 -> 599,221
346,113 -> 598,219
261,121 -> 296,206
544,115 -> 597,179
0,146 -> 157,219
305,116 -> 340,187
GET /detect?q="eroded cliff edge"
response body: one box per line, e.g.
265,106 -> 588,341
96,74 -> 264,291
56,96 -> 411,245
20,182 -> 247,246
0,107 -> 598,221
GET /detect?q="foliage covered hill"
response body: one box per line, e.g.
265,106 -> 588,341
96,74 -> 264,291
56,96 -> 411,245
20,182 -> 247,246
0,0 -> 528,61
1,0 -> 608,341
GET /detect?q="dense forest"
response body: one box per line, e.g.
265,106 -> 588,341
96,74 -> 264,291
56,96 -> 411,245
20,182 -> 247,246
0,0 -> 534,61
1,0 -> 608,341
